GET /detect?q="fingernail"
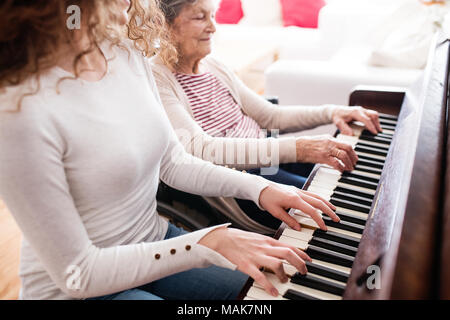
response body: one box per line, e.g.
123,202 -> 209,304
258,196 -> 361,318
271,288 -> 279,297
294,224 -> 302,231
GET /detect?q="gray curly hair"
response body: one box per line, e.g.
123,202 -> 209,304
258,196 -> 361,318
158,0 -> 198,24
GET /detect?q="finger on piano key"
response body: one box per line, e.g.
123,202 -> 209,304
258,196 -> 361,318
278,232 -> 355,267
280,229 -> 359,256
291,212 -> 363,239
245,286 -> 287,300
281,259 -> 351,281
254,272 -> 342,300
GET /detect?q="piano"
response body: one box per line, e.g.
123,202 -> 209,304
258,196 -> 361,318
239,34 -> 450,300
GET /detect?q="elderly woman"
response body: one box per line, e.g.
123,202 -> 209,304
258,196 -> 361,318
0,0 -> 338,300
151,0 -> 382,229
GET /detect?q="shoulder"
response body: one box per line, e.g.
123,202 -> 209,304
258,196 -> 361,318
149,55 -> 173,80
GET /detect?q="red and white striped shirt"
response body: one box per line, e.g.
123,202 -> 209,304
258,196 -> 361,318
175,72 -> 263,138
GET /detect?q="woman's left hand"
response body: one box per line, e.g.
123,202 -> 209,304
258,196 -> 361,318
331,106 -> 382,136
258,183 -> 340,231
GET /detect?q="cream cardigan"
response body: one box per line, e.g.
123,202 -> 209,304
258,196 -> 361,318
151,55 -> 339,170
151,55 -> 339,234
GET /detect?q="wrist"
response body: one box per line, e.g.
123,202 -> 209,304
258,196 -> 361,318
295,137 -> 308,162
198,226 -> 228,251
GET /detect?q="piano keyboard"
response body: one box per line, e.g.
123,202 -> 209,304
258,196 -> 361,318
244,113 -> 398,300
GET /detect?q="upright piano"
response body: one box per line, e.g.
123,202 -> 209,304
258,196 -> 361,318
240,34 -> 450,300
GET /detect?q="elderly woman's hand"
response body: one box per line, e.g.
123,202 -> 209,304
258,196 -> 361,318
296,135 -> 358,172
331,106 -> 382,136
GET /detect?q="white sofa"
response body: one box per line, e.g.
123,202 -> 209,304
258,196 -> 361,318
264,0 -> 439,105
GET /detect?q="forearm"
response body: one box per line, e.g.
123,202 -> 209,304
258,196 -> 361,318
184,133 -> 298,169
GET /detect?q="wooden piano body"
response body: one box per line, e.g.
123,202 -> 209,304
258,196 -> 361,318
241,34 -> 450,300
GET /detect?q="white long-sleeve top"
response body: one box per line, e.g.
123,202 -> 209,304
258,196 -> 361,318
0,43 -> 270,300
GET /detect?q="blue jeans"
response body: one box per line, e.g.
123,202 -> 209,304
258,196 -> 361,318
87,223 -> 248,300
236,162 -> 315,231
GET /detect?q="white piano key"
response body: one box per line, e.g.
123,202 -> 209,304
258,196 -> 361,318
283,261 -> 299,277
246,286 -> 287,300
356,151 -> 386,161
279,235 -> 308,250
326,226 -> 362,239
254,272 -> 342,300
355,164 -> 382,173
307,186 -> 333,199
282,226 -> 315,241
313,180 -> 376,196
351,169 -> 381,180
290,212 -> 362,239
311,259 -> 351,275
381,129 -> 395,135
334,206 -> 370,219
336,182 -> 377,195
356,139 -> 391,149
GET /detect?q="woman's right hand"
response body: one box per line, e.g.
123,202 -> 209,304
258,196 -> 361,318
295,135 -> 358,172
198,226 -> 311,297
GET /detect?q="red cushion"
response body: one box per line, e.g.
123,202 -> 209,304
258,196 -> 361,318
215,0 -> 243,24
280,0 -> 326,28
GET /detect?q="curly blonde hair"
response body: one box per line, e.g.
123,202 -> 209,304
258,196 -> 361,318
0,0 -> 177,110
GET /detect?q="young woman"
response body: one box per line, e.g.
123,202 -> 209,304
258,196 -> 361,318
0,0 -> 338,300
151,0 -> 382,229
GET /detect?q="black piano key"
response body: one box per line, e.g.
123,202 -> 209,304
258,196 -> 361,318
357,141 -> 390,151
354,165 -> 382,176
378,113 -> 398,121
342,172 -> 379,184
339,177 -> 378,190
356,154 -> 385,166
322,216 -> 365,234
361,129 -> 393,139
291,273 -> 346,296
332,210 -> 367,226
309,236 -> 358,256
334,186 -> 374,200
305,261 -> 349,283
283,289 -> 319,300
332,191 -> 373,207
359,135 -> 391,146
305,245 -> 354,268
356,159 -> 384,170
379,120 -> 397,127
380,124 -> 396,131
355,145 -> 388,157
314,229 -> 360,248
330,198 -> 371,214
355,143 -> 389,156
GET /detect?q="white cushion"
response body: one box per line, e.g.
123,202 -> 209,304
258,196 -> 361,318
239,0 -> 283,26
368,1 -> 447,69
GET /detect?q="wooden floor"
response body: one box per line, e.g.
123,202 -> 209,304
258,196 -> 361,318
0,200 -> 21,300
